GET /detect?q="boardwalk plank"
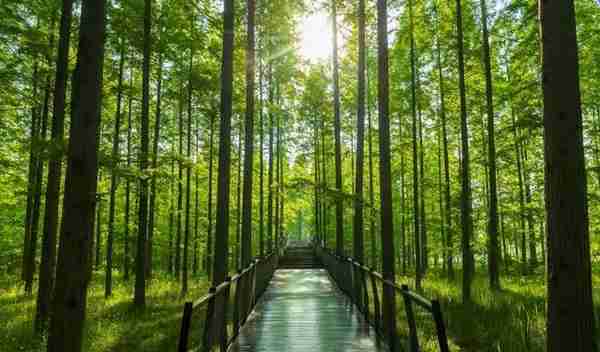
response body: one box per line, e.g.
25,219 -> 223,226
229,269 -> 388,352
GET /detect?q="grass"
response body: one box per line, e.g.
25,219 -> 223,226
394,268 -> 600,352
3,266 -> 600,351
0,270 -> 209,352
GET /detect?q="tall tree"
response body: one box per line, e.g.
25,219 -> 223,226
376,0 -> 396,348
241,0 -> 255,269
479,0 -> 500,289
147,48 -> 163,280
408,0 -> 421,291
331,0 -> 344,256
105,40 -> 126,298
353,0 -> 365,265
35,0 -> 73,331
47,0 -> 105,349
182,25 -> 194,294
454,0 -> 474,303
212,0 -> 234,286
134,0 -> 151,308
541,2 -> 597,350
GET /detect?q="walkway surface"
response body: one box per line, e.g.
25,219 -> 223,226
229,268 -> 388,352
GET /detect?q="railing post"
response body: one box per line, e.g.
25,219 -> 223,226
369,269 -> 381,334
202,287 -> 217,352
233,270 -> 242,337
220,277 -> 232,352
177,301 -> 193,352
431,300 -> 450,352
401,284 -> 419,352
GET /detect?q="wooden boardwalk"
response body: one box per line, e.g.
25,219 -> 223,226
229,269 -> 388,352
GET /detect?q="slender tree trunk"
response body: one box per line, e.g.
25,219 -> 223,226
436,24 -> 453,278
182,35 -> 194,294
22,56 -> 40,287
147,51 -> 163,280
353,0 -> 366,265
26,51 -> 52,294
267,65 -> 274,253
455,0 -> 474,303
258,57 -> 265,257
235,127 -> 242,268
105,41 -> 125,298
134,0 -> 151,307
367,46 -> 376,269
193,130 -> 200,275
409,0 -> 422,291
36,5 -> 67,333
331,0 -> 344,256
205,114 -> 215,278
241,0 -> 255,270
480,0 -> 499,289
376,0 -> 396,347
212,0 -> 234,287
523,144 -> 537,268
169,143 -> 175,274
541,1 -> 597,350
124,70 -> 133,281
47,0 -> 105,348
175,86 -> 184,279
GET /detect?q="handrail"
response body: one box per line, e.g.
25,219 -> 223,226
177,250 -> 280,352
316,245 -> 450,352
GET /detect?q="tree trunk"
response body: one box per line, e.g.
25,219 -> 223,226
454,0 -> 474,303
258,55 -> 265,257
408,0 -> 421,291
134,0 -> 151,307
376,0 -> 396,347
22,55 -> 40,287
37,9 -> 64,330
182,35 -> 194,294
541,1 -> 597,350
175,86 -> 184,279
242,0 -> 255,266
353,0 -> 366,265
331,0 -> 344,257
47,0 -> 105,348
267,64 -> 274,253
212,0 -> 234,287
479,0 -> 500,289
436,20 -> 453,278
147,50 -> 163,280
105,40 -> 125,298
205,114 -> 215,278
124,69 -> 133,281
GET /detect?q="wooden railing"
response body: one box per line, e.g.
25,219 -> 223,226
316,246 -> 450,352
177,251 -> 279,352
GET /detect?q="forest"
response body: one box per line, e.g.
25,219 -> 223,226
0,0 -> 598,351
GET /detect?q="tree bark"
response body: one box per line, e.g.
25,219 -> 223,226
331,0 -> 344,257
541,2 -> 596,349
47,0 -> 105,348
105,40 -> 125,298
479,0 -> 499,289
134,0 -> 151,307
241,0 -> 256,270
212,0 -> 234,286
454,0 -> 474,303
353,0 -> 366,265
376,0 -> 396,347
36,1 -> 72,331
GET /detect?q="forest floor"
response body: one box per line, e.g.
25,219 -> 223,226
2,269 -> 600,352
1,271 -> 209,352
397,268 -> 600,352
